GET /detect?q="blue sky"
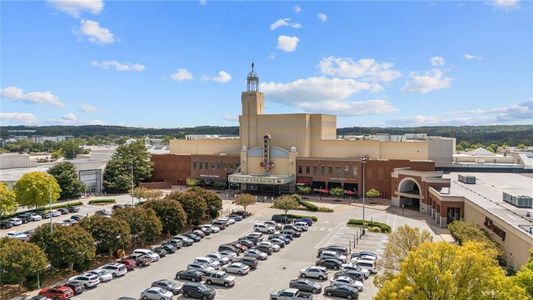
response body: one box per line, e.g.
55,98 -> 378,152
1,0 -> 532,128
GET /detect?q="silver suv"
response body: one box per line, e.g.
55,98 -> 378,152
204,270 -> 236,287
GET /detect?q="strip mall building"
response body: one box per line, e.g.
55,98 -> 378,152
150,66 -> 532,269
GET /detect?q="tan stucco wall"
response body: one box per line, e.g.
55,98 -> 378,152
170,139 -> 240,155
464,199 -> 533,270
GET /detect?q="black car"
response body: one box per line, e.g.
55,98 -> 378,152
58,208 -> 70,215
272,234 -> 293,242
243,234 -> 262,244
284,225 -> 303,232
70,215 -> 84,221
254,245 -> 273,255
18,213 -> 32,223
176,270 -> 204,282
228,214 -> 243,221
272,214 -> 293,224
235,257 -> 258,269
151,279 -> 182,295
67,206 -> 80,213
269,238 -> 286,248
65,282 -> 84,295
218,244 -> 239,254
181,282 -> 216,300
185,233 -> 202,242
289,278 -> 322,294
0,221 -> 13,229
237,239 -> 254,248
334,270 -> 365,282
324,284 -> 359,299
152,247 -> 167,257
160,243 -> 177,253
232,210 -> 251,217
316,258 -> 343,270
319,245 -> 349,256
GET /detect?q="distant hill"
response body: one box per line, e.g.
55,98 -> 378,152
1,124 -> 532,146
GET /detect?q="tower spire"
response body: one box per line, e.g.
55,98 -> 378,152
247,62 -> 259,92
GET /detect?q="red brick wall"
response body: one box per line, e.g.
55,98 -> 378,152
190,155 -> 240,182
150,154 -> 191,185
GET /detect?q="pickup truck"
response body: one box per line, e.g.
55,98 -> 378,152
270,288 -> 313,300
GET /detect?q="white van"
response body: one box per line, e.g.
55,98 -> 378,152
353,259 -> 377,274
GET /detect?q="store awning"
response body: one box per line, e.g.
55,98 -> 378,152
320,189 -> 329,194
296,177 -> 313,185
228,173 -> 295,185
345,190 -> 356,195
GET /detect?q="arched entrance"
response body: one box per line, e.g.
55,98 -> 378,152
398,178 -> 422,210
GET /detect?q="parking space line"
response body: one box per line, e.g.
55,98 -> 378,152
314,222 -> 344,250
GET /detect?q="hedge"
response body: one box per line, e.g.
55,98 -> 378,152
294,196 -> 334,213
347,219 -> 391,233
286,214 -> 318,222
88,199 -> 116,205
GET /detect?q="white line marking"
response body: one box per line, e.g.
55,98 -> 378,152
314,222 -> 344,250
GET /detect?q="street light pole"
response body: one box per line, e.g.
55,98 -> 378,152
48,173 -> 53,233
360,155 -> 368,234
130,164 -> 134,206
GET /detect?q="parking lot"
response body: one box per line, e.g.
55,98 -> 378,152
55,199 -> 440,300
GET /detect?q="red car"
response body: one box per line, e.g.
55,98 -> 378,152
119,258 -> 137,271
229,242 -> 248,252
39,285 -> 74,300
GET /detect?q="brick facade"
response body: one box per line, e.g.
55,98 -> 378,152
150,154 -> 191,185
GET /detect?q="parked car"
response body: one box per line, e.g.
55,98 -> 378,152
175,269 -> 204,282
351,251 -> 378,260
200,224 -> 220,233
140,287 -> 173,300
271,214 -> 293,224
94,209 -> 112,217
294,222 -> 309,231
163,239 -> 184,249
70,215 -> 84,221
181,282 -> 216,300
58,208 -> 70,215
28,212 -> 43,221
319,250 -> 347,263
193,229 -> 206,238
331,276 -> 363,292
289,279 -> 322,294
270,238 -> 287,248
151,279 -> 182,295
223,262 -> 250,275
64,282 -> 84,295
281,228 -> 301,238
258,241 -> 280,252
316,258 -> 343,270
8,218 -> 23,226
323,284 -> 359,299
254,244 -> 273,255
244,232 -> 263,244
294,218 -> 313,226
269,234 -> 292,243
118,258 -> 137,271
100,263 -> 127,277
67,206 -> 80,213
127,253 -> 152,267
38,285 -> 74,300
333,270 -> 365,282
185,233 -> 202,242
254,223 -> 275,234
219,217 -> 235,225
264,220 -> 282,230
88,269 -> 113,282
68,273 -> 100,289
133,249 -> 160,262
17,213 -> 32,223
194,257 -> 221,270
152,246 -> 168,258
174,235 -> 194,246
6,231 -> 29,240
284,224 -> 303,233
235,256 -> 258,269
204,270 -> 236,287
319,245 -> 348,256
50,210 -> 61,217
212,219 -> 227,229
0,220 -> 13,229
206,252 -> 231,265
300,266 -> 328,280
218,250 -> 238,261
341,264 -> 370,279
160,243 -> 177,254
352,259 -> 377,274
270,288 -> 313,300
228,214 -> 243,221
236,239 -> 255,248
228,242 -> 248,252
187,262 -> 215,274
244,249 -> 267,260
218,244 -> 239,254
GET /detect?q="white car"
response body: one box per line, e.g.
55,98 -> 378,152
223,262 -> 250,275
29,213 -> 42,221
341,264 -> 370,278
254,223 -> 275,234
263,221 -> 281,230
300,266 -> 328,280
320,250 -> 347,262
69,273 -> 100,288
141,287 -> 173,300
219,217 -> 235,225
331,276 -> 364,292
206,253 -> 231,265
244,249 -> 267,260
50,210 -> 61,217
100,263 -> 127,277
201,224 -> 220,233
134,249 -> 160,262
6,231 -> 28,240
218,251 -> 238,261
294,222 -> 309,231
88,269 -> 113,282
194,257 -> 221,270
257,241 -> 280,252
187,262 -> 215,274
352,259 -> 377,274
8,218 -> 22,226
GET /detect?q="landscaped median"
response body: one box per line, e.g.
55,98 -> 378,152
347,219 -> 392,233
87,198 -> 116,205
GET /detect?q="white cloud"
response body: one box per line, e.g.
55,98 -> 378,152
464,53 -> 483,61
91,60 -> 145,72
1,86 -> 65,108
318,57 -> 402,87
489,0 -> 519,10
0,112 -> 37,125
199,0 -> 207,5
402,69 -> 452,94
276,35 -> 299,53
293,5 -> 302,14
170,69 -> 194,81
389,99 -> 533,126
270,18 -> 302,30
47,0 -> 103,17
318,13 -> 327,23
212,71 -> 232,83
259,76 -> 395,115
62,112 -> 77,121
223,114 -> 238,122
79,103 -> 103,113
430,56 -> 445,66
77,20 -> 114,45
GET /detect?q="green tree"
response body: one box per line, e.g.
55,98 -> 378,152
0,182 -> 18,218
48,161 -> 86,200
514,248 -> 533,298
103,140 -> 152,193
14,171 -> 61,208
30,225 -> 95,271
131,186 -> 163,202
186,177 -> 199,187
234,193 -> 256,212
329,187 -> 344,197
187,187 -> 222,219
79,215 -> 132,256
58,139 -> 84,159
142,199 -> 187,234
517,144 -> 527,150
448,220 -> 504,258
487,143 -> 499,153
366,188 -> 381,198
167,191 -> 207,226
273,195 -> 299,215
297,185 -> 311,195
112,207 -> 162,245
0,238 -> 49,289
374,225 -> 433,288
375,241 -> 527,300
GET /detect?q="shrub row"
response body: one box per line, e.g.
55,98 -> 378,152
287,214 -> 318,222
88,199 -> 116,205
347,219 -> 391,233
294,195 -> 334,213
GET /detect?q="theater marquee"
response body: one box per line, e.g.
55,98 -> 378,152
228,174 -> 295,185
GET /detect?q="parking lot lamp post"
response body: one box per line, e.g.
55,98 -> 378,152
130,164 -> 134,206
48,173 -> 53,233
360,155 -> 369,234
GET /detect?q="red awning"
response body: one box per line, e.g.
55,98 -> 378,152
296,177 -> 313,185
320,189 -> 329,194
345,190 -> 356,195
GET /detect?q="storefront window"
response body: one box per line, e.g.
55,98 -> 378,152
305,166 -> 310,174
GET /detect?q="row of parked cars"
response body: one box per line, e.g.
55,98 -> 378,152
0,206 -> 81,230
270,245 -> 379,300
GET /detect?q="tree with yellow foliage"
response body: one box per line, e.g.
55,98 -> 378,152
375,241 -> 527,300
514,248 -> 533,298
